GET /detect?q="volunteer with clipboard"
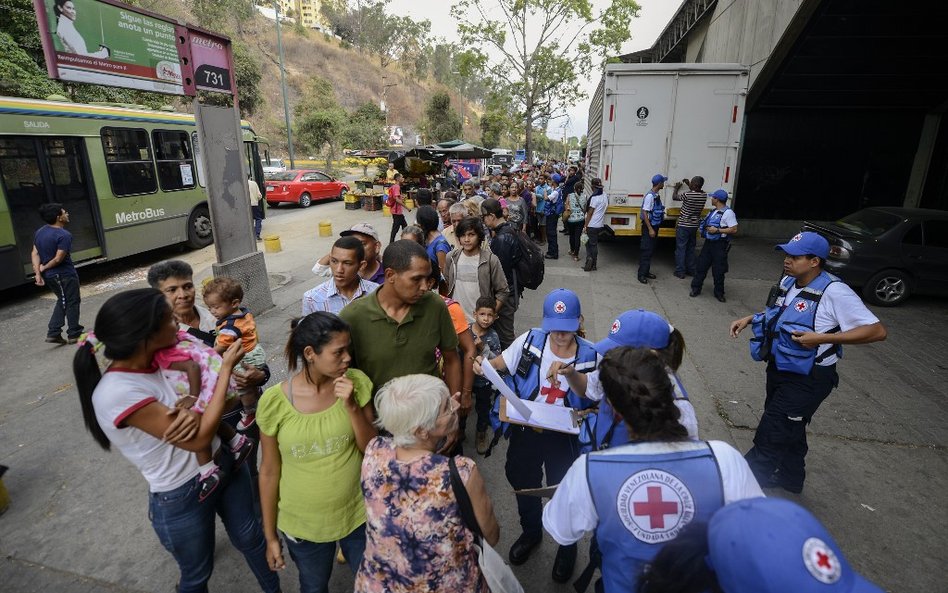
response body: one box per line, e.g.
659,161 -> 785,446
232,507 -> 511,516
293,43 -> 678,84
473,288 -> 599,584
542,347 -> 763,593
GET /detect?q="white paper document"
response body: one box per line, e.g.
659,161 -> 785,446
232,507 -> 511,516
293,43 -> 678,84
503,398 -> 580,435
481,360 -> 532,420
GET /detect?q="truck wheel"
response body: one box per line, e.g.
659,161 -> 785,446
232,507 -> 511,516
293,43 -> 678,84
862,269 -> 911,306
185,205 -> 213,249
299,193 -> 312,208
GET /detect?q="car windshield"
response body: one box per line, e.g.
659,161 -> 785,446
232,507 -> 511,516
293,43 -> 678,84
268,171 -> 298,181
834,210 -> 902,237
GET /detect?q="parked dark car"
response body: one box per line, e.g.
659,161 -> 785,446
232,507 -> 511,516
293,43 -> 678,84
265,170 -> 348,208
802,207 -> 948,306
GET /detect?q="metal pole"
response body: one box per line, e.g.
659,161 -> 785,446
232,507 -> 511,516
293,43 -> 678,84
274,2 -> 295,168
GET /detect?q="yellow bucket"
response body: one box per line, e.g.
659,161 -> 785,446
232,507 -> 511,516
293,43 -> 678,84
263,235 -> 282,253
404,198 -> 415,210
318,220 -> 332,237
382,204 -> 391,217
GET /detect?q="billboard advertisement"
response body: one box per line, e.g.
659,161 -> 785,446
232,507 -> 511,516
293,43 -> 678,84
33,0 -> 236,98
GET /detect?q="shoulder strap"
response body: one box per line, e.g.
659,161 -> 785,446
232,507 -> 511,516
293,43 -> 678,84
448,457 -> 484,541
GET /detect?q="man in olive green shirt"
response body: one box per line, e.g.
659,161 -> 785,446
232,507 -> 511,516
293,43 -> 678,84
340,240 -> 462,397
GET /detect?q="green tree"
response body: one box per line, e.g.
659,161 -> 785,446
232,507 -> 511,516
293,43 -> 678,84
479,90 -> 516,149
422,91 -> 463,144
451,0 -> 640,162
295,77 -> 346,168
341,102 -> 387,150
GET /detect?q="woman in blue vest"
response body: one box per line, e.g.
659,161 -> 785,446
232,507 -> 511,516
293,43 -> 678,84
581,309 -> 697,453
689,189 -> 738,302
542,347 -> 763,593
474,288 -> 598,583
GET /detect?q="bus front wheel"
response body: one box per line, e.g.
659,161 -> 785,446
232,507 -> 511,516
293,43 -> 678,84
186,205 -> 214,249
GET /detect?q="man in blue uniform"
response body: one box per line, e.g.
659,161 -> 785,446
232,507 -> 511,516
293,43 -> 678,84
729,232 -> 887,493
690,189 -> 737,302
637,174 -> 667,284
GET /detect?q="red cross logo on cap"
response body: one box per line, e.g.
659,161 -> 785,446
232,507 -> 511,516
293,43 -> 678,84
611,320 -> 621,334
802,537 -> 842,584
791,233 -> 803,242
795,300 -> 808,312
554,300 -> 566,314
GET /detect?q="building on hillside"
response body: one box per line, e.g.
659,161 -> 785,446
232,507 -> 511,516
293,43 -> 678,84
622,0 -> 948,233
276,0 -> 329,30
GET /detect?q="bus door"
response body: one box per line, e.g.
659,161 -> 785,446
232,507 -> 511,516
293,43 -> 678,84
0,136 -> 102,284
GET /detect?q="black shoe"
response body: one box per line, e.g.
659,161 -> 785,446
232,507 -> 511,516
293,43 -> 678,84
715,294 -> 727,303
544,254 -> 558,259
645,273 -> 657,279
552,543 -> 577,583
689,290 -> 700,297
66,337 -> 80,345
45,335 -> 67,345
638,276 -> 648,284
583,259 -> 595,272
764,469 -> 804,494
674,272 -> 686,279
509,532 -> 542,565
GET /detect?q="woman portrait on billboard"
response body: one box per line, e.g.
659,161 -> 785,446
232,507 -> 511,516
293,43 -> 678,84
54,0 -> 110,58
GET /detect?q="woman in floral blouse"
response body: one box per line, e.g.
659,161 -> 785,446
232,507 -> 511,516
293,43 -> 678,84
355,374 -> 500,593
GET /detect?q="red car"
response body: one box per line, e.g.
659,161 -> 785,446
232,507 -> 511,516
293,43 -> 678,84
265,170 -> 349,208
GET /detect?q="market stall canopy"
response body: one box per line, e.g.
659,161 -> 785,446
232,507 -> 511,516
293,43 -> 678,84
428,143 -> 495,159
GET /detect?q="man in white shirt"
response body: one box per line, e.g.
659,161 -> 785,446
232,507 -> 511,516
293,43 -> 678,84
302,237 -> 379,315
729,231 -> 887,493
582,177 -> 608,272
248,176 -> 263,240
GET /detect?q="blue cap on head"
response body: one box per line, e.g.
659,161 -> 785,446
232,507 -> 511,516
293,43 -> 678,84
593,309 -> 672,355
542,288 -> 581,332
551,173 -> 563,183
775,231 -> 829,259
651,173 -> 668,186
710,189 -> 728,202
707,498 -> 884,593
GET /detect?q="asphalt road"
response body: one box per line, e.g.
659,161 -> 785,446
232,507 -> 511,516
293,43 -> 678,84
1,200 -> 945,593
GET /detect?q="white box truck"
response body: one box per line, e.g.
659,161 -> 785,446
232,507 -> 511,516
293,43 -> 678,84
585,63 -> 748,237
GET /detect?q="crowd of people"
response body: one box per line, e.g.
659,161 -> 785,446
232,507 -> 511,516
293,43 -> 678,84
51,157 -> 889,593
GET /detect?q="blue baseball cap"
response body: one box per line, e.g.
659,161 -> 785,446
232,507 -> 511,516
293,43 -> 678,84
775,231 -> 829,259
551,173 -> 563,183
594,309 -> 672,355
651,173 -> 668,185
542,288 -> 581,332
708,498 -> 884,593
709,188 -> 728,202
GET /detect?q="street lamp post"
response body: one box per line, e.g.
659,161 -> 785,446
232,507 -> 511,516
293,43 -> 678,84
274,2 -> 295,169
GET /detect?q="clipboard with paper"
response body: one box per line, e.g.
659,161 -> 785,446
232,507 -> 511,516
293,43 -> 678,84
480,358 -> 581,435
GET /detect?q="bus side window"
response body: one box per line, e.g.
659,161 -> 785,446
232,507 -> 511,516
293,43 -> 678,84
101,127 -> 157,196
153,130 -> 196,192
191,132 -> 207,188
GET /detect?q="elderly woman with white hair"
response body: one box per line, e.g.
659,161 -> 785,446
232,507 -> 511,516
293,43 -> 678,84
355,374 -> 500,593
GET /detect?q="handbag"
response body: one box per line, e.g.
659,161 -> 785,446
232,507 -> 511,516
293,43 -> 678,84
448,458 -> 524,593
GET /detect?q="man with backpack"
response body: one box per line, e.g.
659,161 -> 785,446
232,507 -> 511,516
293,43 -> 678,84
638,173 -> 667,283
481,197 -> 545,349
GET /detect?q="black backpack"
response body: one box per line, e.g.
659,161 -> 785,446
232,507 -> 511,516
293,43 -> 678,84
508,228 -> 545,290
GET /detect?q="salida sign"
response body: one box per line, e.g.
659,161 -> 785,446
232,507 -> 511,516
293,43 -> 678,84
33,0 -> 235,97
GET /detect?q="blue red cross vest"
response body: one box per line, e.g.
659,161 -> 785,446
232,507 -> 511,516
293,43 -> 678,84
642,191 -> 665,227
579,373 -> 690,453
749,271 -> 842,375
699,207 -> 731,241
490,329 -> 598,432
587,441 -> 725,593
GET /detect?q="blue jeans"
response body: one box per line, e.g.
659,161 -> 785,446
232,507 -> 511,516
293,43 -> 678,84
46,273 -> 83,339
252,205 -> 264,239
674,227 -> 697,275
148,463 -> 279,593
284,523 -> 366,593
638,227 -> 656,279
546,215 -> 560,257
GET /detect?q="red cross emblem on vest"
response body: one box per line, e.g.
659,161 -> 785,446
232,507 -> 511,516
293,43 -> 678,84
539,383 -> 567,404
633,486 -> 679,529
795,300 -> 808,312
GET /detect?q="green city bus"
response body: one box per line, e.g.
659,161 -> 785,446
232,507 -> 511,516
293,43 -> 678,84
0,95 -> 266,291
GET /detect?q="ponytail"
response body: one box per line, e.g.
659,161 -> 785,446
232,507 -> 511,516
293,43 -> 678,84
636,522 -> 720,593
599,347 -> 688,441
73,341 -> 110,450
656,327 -> 685,372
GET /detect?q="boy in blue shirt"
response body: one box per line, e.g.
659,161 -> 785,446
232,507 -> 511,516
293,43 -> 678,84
470,296 -> 502,454
32,203 -> 83,344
